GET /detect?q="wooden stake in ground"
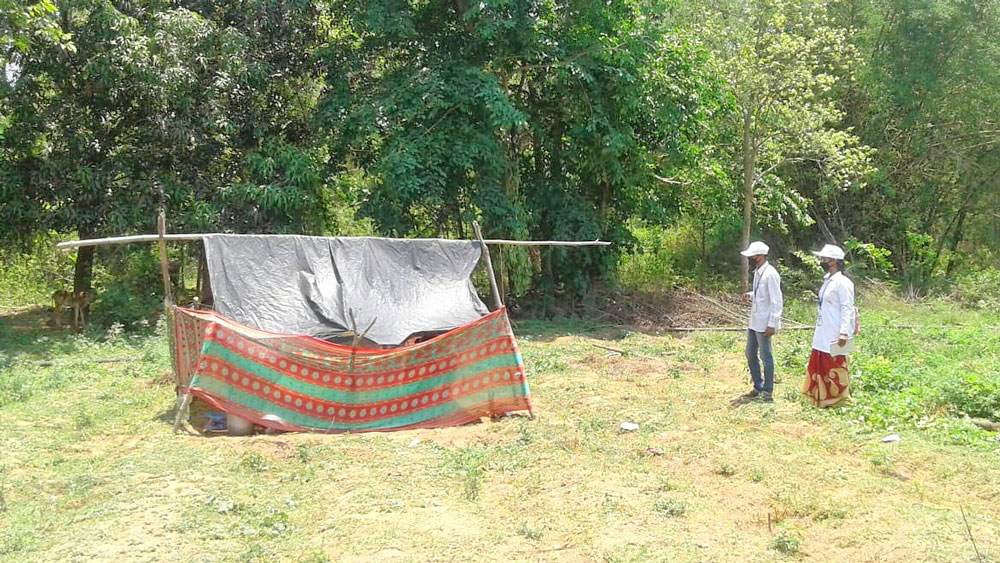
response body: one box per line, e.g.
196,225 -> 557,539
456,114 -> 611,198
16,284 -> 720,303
473,221 -> 534,419
160,212 -> 192,434
472,221 -> 503,310
157,213 -> 173,301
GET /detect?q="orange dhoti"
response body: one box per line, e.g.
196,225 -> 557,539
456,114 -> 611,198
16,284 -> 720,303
803,349 -> 850,408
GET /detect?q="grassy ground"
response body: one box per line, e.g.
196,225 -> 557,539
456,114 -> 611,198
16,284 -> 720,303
1,299 -> 998,562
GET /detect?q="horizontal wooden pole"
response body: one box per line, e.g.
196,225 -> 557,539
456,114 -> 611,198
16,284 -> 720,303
57,233 -> 205,248
56,233 -> 612,249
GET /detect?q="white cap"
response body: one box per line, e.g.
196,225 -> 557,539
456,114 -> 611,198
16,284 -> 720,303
812,244 -> 845,260
740,241 -> 769,257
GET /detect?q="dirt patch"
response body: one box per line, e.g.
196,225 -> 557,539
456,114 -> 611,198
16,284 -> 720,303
588,287 -> 749,329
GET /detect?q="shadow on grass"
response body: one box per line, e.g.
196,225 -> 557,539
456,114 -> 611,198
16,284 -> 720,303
0,306 -> 96,360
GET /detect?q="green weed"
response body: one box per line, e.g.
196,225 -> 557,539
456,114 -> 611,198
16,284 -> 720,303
653,498 -> 687,517
517,520 -> 544,540
238,452 -> 270,473
770,528 -> 803,554
442,446 -> 488,501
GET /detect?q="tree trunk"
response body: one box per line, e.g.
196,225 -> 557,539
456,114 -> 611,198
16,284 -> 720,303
740,109 -> 756,291
944,207 -> 967,277
699,215 -> 707,292
72,246 -> 95,295
73,238 -> 96,320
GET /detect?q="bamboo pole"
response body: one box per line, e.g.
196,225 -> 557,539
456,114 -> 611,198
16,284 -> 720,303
56,233 -> 612,250
157,213 -> 172,300
473,221 -> 503,310
158,212 -> 191,434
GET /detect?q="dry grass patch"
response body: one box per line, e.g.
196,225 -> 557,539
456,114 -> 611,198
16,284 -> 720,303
2,316 -> 999,562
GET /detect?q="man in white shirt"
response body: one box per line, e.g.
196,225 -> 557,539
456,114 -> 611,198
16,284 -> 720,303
740,241 -> 783,402
802,244 -> 856,408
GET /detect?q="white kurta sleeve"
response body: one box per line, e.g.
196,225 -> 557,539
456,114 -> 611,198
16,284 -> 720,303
838,282 -> 855,337
767,271 -> 783,330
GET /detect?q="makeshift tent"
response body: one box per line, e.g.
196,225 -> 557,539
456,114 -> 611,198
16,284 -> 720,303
58,221 -> 609,434
170,234 -> 533,433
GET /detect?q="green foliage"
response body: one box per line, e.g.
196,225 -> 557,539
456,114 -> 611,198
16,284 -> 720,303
442,445 -> 487,501
770,527 -> 803,555
834,0 -> 1000,289
772,303 -> 1000,449
652,498 -> 686,517
238,452 -> 270,473
618,218 -> 742,292
617,220 -> 680,291
843,237 -> 893,279
952,267 -> 1000,310
0,232 -> 75,308
0,0 -> 74,58
682,0 -> 874,261
319,0 -> 719,297
1,0 -> 330,296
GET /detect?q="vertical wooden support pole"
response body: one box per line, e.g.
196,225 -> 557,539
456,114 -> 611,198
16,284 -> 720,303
160,212 -> 189,433
157,212 -> 172,301
473,221 -> 503,310
473,222 -> 531,419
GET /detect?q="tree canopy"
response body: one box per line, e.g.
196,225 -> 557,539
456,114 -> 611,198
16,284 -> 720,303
1,0 -> 998,303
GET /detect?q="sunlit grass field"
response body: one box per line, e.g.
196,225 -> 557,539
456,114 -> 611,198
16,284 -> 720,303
1,296 -> 998,562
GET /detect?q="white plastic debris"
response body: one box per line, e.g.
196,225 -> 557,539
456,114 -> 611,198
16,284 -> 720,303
619,422 -> 640,432
881,434 -> 902,443
408,438 -> 421,447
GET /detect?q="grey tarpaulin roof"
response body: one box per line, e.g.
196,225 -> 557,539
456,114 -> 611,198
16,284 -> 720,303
202,235 -> 490,346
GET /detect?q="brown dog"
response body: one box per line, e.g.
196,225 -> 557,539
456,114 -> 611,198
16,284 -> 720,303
51,289 -> 73,327
51,289 -> 94,329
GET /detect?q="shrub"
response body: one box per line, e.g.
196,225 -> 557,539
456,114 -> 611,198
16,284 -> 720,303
952,267 -> 1000,310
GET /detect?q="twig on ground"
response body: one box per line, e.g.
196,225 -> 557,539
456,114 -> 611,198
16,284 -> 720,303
679,288 -> 747,324
590,343 -> 673,361
37,358 -> 136,367
582,303 -> 630,324
960,506 -> 984,563
592,343 -> 625,355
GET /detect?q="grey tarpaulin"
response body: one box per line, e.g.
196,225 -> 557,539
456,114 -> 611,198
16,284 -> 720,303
202,235 -> 490,346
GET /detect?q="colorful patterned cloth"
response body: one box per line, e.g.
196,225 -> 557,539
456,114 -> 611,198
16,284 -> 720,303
171,306 -> 532,432
802,349 -> 850,408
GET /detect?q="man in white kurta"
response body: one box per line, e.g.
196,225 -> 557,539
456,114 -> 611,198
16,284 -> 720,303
740,241 -> 783,402
803,244 -> 856,407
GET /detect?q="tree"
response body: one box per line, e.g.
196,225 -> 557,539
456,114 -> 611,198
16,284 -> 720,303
0,0 -> 329,295
835,0 -> 1000,291
687,0 -> 873,288
318,0 -> 716,302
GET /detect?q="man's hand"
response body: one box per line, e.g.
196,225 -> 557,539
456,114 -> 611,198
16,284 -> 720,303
837,333 -> 848,347
764,327 -> 775,337
742,292 -> 751,304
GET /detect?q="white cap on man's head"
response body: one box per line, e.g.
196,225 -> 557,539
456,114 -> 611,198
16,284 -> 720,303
812,244 -> 845,260
740,241 -> 769,257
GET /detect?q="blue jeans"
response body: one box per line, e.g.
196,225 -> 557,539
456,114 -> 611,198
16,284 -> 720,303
745,329 -> 774,393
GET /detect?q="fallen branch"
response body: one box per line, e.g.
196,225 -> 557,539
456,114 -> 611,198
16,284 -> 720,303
37,358 -> 136,367
663,326 -> 813,332
589,343 -> 674,360
960,506 -> 984,563
591,343 -> 625,355
678,288 -> 746,324
662,325 -> 978,332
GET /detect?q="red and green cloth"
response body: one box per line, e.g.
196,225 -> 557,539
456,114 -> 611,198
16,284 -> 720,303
172,307 -> 532,432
